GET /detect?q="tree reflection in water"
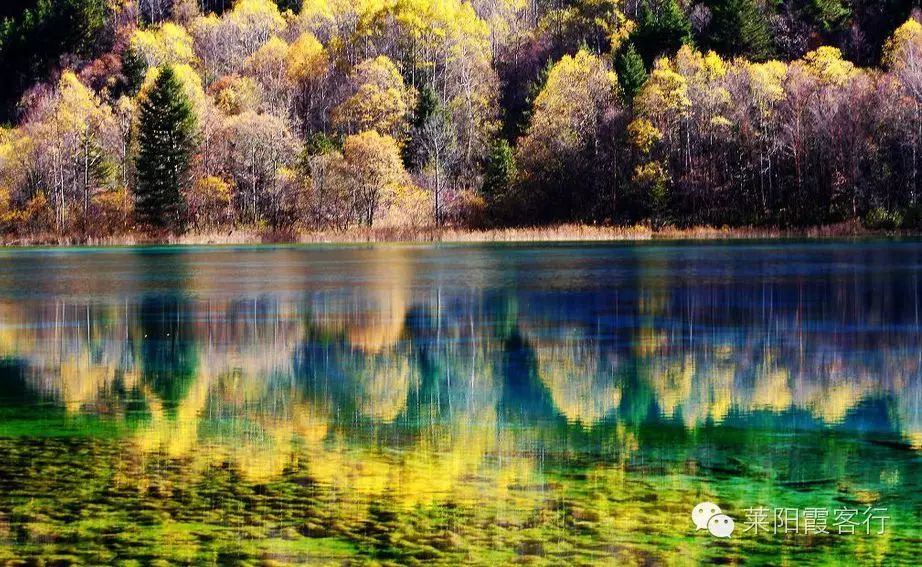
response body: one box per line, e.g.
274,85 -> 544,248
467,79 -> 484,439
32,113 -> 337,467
0,243 -> 919,564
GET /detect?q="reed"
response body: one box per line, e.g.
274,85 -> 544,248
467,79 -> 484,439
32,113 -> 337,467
0,221 -> 900,247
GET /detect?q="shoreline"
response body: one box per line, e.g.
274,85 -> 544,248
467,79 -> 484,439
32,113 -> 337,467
0,222 -> 915,247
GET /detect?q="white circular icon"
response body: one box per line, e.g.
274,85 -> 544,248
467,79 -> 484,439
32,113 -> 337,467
707,514 -> 735,538
691,501 -> 722,531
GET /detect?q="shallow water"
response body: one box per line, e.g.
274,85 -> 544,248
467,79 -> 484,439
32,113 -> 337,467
0,241 -> 919,565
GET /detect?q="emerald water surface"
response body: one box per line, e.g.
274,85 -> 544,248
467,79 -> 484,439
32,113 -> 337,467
0,242 -> 919,565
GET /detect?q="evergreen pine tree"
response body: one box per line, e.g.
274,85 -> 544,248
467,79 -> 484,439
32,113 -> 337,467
810,0 -> 851,33
706,0 -> 775,61
121,47 -> 147,96
482,140 -> 516,201
518,60 -> 555,136
413,87 -> 439,129
134,66 -> 196,232
405,86 -> 441,168
616,43 -> 648,103
633,0 -> 693,64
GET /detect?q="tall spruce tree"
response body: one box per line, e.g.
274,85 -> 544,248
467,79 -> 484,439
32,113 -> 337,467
482,139 -> 516,201
134,66 -> 196,231
705,0 -> 775,61
810,0 -> 851,33
633,0 -> 693,64
616,43 -> 648,103
404,86 -> 440,168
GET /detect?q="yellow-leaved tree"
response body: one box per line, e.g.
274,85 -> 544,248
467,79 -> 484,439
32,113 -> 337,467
214,110 -> 300,226
802,46 -> 856,86
884,19 -> 922,204
519,49 -> 618,166
629,57 -> 692,222
21,71 -> 119,233
299,0 -> 499,177
886,18 -> 922,101
333,56 -> 414,140
130,22 -> 197,69
190,0 -> 287,81
338,131 -> 410,227
634,57 -> 691,147
242,36 -> 290,113
285,32 -> 330,129
516,48 -> 618,219
286,32 -> 328,82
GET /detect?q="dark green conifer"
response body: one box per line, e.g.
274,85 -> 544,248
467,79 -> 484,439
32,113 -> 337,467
706,0 -> 775,61
616,43 -> 648,103
482,140 -> 517,201
633,0 -> 693,64
134,66 -> 196,232
413,87 -> 439,129
120,47 -> 147,96
810,0 -> 851,33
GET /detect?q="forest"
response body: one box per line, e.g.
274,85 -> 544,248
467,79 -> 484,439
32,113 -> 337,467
1,0 -> 921,237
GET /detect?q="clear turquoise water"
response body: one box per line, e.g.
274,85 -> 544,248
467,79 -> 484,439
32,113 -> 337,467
0,241 -> 919,565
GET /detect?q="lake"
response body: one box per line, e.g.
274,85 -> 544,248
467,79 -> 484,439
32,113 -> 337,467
0,241 -> 919,565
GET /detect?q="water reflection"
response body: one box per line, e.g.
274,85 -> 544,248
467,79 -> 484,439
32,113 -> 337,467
0,243 -> 920,564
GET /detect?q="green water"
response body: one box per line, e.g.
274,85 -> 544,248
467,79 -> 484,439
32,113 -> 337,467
0,242 -> 919,565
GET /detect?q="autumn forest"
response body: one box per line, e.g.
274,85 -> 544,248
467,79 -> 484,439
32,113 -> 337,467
1,0 -> 921,238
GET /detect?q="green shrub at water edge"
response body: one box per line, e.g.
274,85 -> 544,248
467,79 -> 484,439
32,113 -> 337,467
863,207 -> 904,230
